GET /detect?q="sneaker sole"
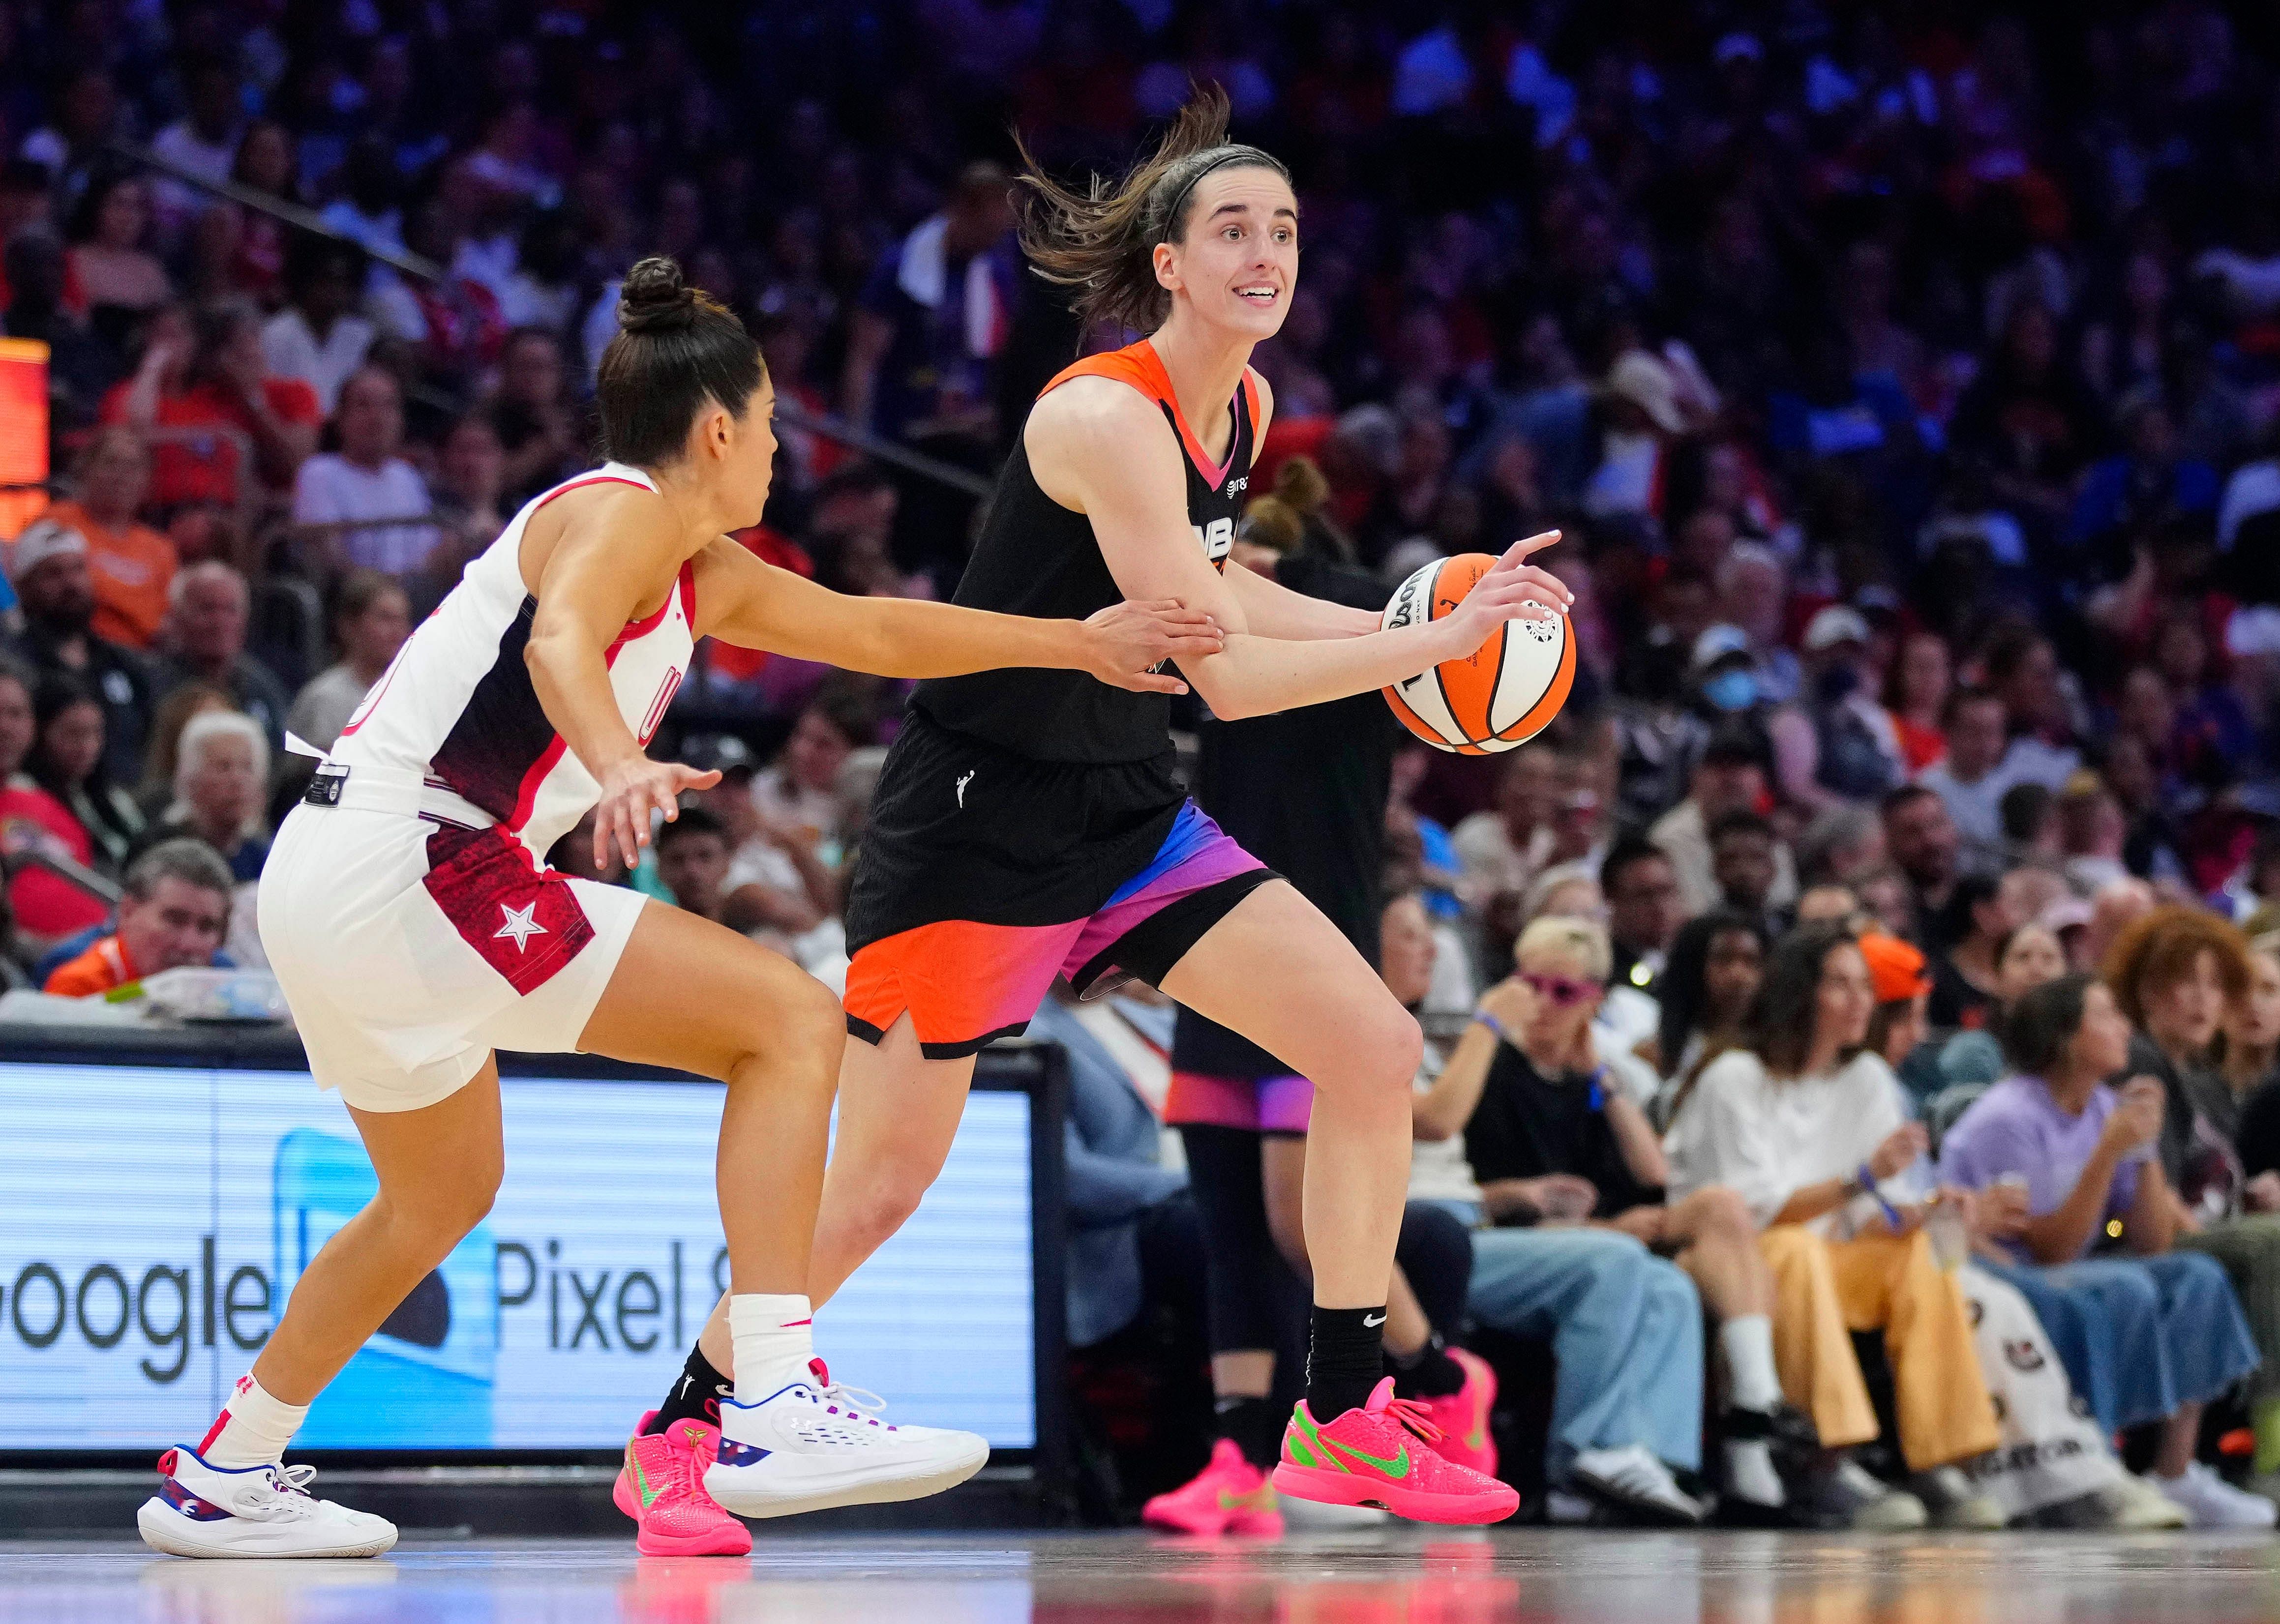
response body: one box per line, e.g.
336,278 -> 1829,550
1140,1501 -> 1285,1537
705,1444 -> 989,1519
1271,1462 -> 1518,1526
635,1519 -> 753,1557
136,1499 -> 398,1560
1568,1464 -> 1705,1527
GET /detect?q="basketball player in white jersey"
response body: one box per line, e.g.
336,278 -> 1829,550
134,257 -> 1222,1560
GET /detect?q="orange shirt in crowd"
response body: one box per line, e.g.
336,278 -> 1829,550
41,498 -> 177,648
98,377 -> 322,508
43,933 -> 139,998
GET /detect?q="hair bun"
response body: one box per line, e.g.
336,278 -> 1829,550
618,256 -> 696,334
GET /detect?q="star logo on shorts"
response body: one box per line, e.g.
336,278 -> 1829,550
495,901 -> 548,952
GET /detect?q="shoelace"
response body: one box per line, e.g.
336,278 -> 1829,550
1381,1394 -> 1445,1447
809,1375 -> 893,1430
240,1463 -> 318,1519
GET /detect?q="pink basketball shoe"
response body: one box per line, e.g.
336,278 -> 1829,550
614,1412 -> 751,1557
1141,1438 -> 1285,1536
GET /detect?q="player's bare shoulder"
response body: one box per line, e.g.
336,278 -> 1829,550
1026,376 -> 1180,513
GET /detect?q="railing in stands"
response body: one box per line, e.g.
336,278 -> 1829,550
108,142 -> 996,500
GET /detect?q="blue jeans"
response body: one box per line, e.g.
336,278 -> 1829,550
1464,1224 -> 1705,1477
1982,1251 -> 2260,1435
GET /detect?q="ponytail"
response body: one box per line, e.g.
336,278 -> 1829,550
1015,85 -> 1290,332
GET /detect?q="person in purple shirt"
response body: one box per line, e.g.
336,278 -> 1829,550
1940,974 -> 2269,1527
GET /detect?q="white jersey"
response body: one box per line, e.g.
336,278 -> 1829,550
331,463 -> 695,862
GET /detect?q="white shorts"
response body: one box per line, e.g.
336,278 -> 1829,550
258,790 -> 647,1113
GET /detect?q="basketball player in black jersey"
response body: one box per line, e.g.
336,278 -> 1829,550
646,88 -> 1570,1523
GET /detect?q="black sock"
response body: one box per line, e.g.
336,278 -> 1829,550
647,1346 -> 730,1436
1306,1305 -> 1386,1421
1387,1332 -> 1467,1400
1215,1394 -> 1284,1470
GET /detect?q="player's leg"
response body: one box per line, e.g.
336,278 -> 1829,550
807,1013 -> 979,1306
141,1065 -> 503,1559
1141,1122 -> 1301,1535
647,1009 -> 979,1412
577,902 -> 987,1519
1160,881 -> 1516,1523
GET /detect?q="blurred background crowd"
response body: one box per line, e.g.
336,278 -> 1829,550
12,0 -> 2280,1531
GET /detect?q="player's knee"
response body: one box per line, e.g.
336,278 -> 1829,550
1357,1006 -> 1424,1094
773,974 -> 847,1079
844,1167 -> 930,1247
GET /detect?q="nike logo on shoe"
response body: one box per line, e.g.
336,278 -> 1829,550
1324,1437 -> 1410,1478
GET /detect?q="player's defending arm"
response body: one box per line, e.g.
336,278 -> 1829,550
524,490 -> 723,868
1035,379 -> 1570,721
691,541 -> 1224,691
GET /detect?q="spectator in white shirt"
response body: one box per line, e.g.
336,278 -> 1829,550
148,58 -> 242,239
1452,743 -> 1561,908
262,238 -> 377,414
292,367 -> 438,578
1916,686 -> 2013,858
282,571 -> 410,752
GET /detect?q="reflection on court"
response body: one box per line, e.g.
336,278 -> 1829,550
5,1529 -> 2280,1624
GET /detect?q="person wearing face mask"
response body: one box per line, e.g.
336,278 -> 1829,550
1769,606 -> 1906,814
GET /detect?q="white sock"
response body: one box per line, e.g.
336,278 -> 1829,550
729,1293 -> 815,1403
1719,1315 -> 1784,1414
203,1374 -> 308,1468
1725,1437 -> 1785,1507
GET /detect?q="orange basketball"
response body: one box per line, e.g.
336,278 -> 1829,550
1380,554 -> 1575,754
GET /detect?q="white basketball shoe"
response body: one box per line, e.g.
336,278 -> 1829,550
703,1358 -> 990,1518
138,1446 -> 399,1558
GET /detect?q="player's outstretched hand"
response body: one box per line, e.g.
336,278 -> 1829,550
1438,531 -> 1571,656
594,756 -> 721,872
1082,598 -> 1225,695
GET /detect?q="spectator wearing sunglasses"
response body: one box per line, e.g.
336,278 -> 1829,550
1452,914 -> 1817,1522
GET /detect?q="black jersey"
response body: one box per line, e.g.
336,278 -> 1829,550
1172,554 -> 1399,1081
911,338 -> 1260,765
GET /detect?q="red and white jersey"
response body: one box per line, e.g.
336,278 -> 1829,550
331,463 -> 694,862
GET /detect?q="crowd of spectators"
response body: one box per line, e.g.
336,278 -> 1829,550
12,0 -> 2280,1529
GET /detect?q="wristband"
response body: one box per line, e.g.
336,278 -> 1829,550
1856,1162 -> 1905,1229
1473,1010 -> 1514,1046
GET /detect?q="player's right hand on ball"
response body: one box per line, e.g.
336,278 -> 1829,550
594,756 -> 721,871
1440,531 -> 1571,653
1082,598 -> 1225,694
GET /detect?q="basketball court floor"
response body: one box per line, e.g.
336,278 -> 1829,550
7,1529 -> 2280,1623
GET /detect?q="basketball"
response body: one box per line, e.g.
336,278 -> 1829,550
1380,554 -> 1576,755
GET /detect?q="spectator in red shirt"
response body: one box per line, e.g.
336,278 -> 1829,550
0,659 -> 109,948
101,298 -> 320,511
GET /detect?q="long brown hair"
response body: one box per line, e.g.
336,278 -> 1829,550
1014,84 -> 1291,332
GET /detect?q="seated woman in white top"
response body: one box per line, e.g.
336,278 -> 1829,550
1666,923 -> 2002,1521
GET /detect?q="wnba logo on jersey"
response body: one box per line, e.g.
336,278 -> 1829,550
1191,517 -> 1233,566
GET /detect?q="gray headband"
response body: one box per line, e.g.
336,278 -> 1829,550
1154,146 -> 1285,244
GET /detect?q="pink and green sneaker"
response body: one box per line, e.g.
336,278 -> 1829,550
1141,1438 -> 1285,1536
1415,1347 -> 1499,1478
1272,1378 -> 1519,1525
613,1412 -> 752,1556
